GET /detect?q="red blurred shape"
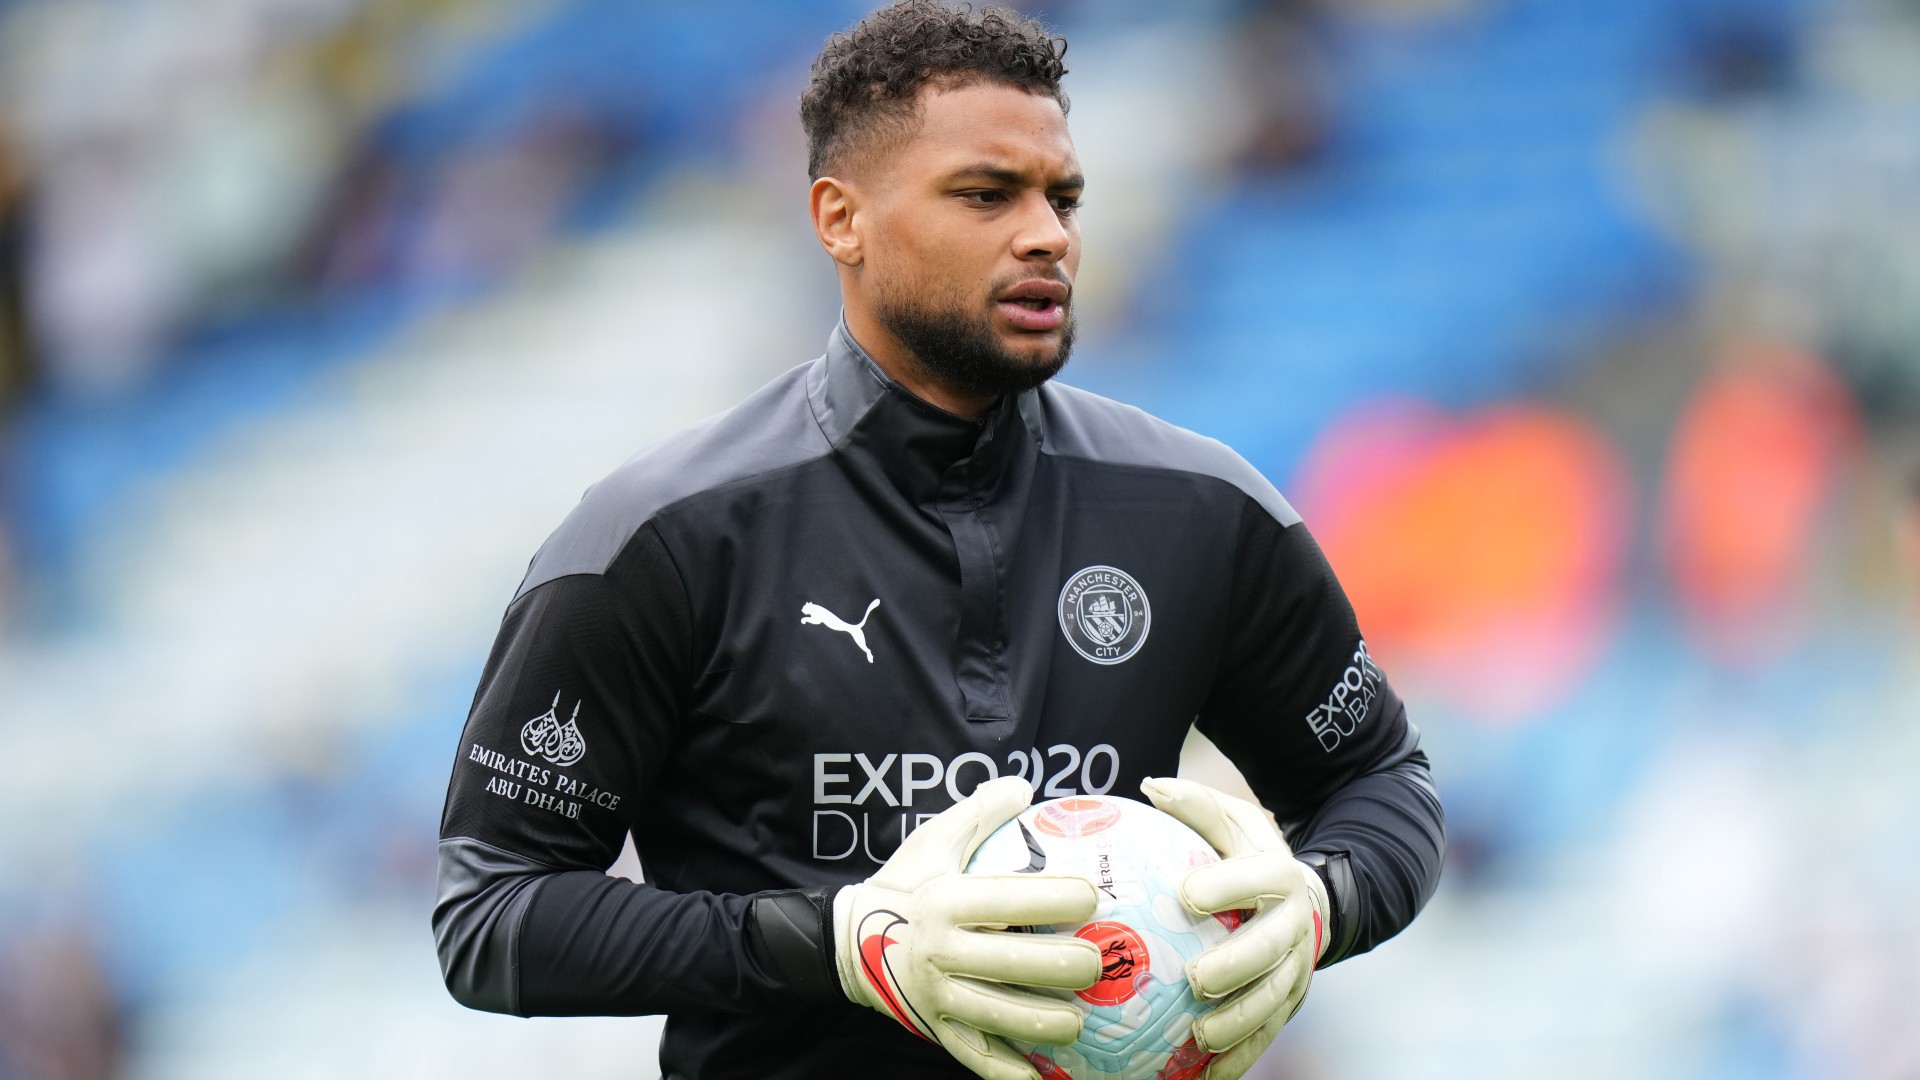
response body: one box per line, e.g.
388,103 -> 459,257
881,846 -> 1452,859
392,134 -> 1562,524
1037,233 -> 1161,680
1156,1038 -> 1215,1080
1028,1052 -> 1075,1079
1294,399 -> 1632,721
1033,797 -> 1124,838
1659,345 -> 1859,663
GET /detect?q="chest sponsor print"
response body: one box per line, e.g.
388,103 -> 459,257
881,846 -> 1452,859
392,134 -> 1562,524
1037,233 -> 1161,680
1058,565 -> 1151,665
809,743 -> 1121,864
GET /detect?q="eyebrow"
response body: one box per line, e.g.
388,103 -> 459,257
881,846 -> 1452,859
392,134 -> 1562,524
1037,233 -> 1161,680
947,163 -> 1084,190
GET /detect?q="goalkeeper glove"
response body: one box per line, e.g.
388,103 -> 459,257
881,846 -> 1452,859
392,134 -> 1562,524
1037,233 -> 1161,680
833,776 -> 1102,1080
1141,777 -> 1330,1080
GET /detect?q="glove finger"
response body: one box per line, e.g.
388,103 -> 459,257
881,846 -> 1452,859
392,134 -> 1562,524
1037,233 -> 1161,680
939,874 -> 1099,928
1179,852 -> 1295,915
1198,1017 -> 1280,1080
933,928 -> 1101,990
1193,949 -> 1308,1053
935,1022 -> 1043,1080
1140,777 -> 1240,856
1182,922 -> 1274,999
1182,891 -> 1320,991
901,777 -> 1035,871
940,978 -> 1089,1046
1142,777 -> 1294,861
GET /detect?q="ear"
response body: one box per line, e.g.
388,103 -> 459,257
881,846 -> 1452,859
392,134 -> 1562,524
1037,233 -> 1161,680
810,176 -> 864,267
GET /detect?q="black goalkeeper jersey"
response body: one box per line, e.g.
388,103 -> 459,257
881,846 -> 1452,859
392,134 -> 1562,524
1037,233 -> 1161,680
434,320 -> 1445,1079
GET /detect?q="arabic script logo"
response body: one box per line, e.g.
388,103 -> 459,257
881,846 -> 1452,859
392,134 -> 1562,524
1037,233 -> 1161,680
520,692 -> 587,767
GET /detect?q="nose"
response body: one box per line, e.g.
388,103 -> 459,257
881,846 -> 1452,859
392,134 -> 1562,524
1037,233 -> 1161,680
1012,192 -> 1072,264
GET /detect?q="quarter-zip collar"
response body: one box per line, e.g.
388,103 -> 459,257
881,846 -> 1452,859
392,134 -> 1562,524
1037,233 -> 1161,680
807,316 -> 1041,508
807,316 -> 1041,725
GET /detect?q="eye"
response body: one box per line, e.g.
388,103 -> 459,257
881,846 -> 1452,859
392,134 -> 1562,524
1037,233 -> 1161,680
960,189 -> 1006,206
1051,194 -> 1084,214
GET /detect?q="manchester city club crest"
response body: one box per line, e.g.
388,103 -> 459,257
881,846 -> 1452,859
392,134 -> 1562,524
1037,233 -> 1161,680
1057,565 -> 1151,665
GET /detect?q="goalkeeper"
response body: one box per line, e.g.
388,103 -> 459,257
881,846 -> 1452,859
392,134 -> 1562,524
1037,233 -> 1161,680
433,2 -> 1445,1078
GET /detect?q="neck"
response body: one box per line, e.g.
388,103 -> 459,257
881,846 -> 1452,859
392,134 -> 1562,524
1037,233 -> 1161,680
841,298 -> 997,419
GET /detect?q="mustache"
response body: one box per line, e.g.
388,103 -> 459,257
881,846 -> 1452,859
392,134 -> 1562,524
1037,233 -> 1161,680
990,270 -> 1073,300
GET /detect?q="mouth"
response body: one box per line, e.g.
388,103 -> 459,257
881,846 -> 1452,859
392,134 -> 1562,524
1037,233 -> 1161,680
995,279 -> 1070,332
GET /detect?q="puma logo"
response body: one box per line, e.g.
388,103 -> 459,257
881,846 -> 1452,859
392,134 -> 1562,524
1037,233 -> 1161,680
801,599 -> 882,664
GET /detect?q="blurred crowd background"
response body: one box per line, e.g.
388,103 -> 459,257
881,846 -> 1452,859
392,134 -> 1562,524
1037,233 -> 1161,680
0,0 -> 1916,1076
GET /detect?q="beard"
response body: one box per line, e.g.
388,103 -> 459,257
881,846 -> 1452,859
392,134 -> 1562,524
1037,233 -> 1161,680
871,274 -> 1076,402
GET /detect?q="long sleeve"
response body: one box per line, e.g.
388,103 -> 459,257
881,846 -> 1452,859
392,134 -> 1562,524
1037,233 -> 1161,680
433,520 -> 838,1016
1195,501 -> 1447,966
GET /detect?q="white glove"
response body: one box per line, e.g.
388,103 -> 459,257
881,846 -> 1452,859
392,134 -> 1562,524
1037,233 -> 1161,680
1141,777 -> 1330,1080
834,776 -> 1102,1080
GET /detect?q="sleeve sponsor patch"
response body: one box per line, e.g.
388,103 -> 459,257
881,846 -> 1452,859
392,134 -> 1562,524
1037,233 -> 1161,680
1304,641 -> 1382,753
463,691 -> 626,822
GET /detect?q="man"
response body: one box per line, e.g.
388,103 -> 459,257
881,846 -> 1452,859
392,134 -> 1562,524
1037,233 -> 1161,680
434,4 -> 1445,1079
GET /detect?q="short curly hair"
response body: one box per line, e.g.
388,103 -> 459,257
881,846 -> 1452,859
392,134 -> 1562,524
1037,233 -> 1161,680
800,1 -> 1069,181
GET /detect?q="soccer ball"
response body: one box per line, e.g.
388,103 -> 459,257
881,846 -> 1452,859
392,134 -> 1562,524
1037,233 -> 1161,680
964,795 -> 1245,1080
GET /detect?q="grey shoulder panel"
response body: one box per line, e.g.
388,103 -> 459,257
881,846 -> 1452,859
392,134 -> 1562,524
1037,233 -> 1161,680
515,361 -> 831,600
1034,380 -> 1301,526
433,836 -> 559,1015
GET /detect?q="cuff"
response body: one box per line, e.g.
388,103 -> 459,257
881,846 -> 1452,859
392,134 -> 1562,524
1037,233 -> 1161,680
748,888 -> 840,1003
1296,850 -> 1358,968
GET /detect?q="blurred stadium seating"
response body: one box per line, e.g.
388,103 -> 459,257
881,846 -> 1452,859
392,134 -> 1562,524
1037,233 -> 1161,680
0,0 -> 1915,1077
